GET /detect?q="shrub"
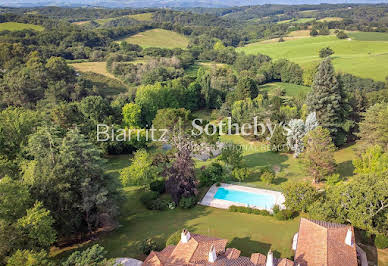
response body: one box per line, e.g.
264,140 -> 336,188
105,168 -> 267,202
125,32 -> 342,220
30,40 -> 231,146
140,191 -> 168,210
272,204 -> 280,215
140,238 -> 158,255
149,179 -> 165,194
375,234 -> 388,249
149,199 -> 169,211
310,29 -> 318,36
336,31 -> 348,39
166,231 -> 181,247
199,163 -> 225,187
63,244 -> 109,266
326,173 -> 342,186
228,206 -> 271,216
232,168 -> 250,182
261,169 -> 275,184
319,47 -> 334,58
274,209 -> 297,220
179,196 -> 197,209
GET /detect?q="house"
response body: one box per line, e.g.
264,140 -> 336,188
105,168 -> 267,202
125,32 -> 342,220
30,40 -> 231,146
143,219 -> 359,266
294,218 -> 358,266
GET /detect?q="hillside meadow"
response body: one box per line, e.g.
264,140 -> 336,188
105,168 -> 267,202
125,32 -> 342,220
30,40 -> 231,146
119,29 -> 189,49
237,33 -> 388,81
0,22 -> 44,31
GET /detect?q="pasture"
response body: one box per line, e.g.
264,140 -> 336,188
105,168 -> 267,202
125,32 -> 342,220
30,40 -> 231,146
127,12 -> 154,21
0,22 -> 44,31
70,61 -> 117,80
119,29 -> 189,49
317,17 -> 343,22
237,33 -> 388,81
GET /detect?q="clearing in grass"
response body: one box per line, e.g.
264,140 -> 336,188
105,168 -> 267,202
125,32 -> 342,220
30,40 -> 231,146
0,22 -> 44,32
119,29 -> 189,49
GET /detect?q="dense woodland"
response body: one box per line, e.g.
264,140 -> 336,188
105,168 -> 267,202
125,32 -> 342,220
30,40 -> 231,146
0,4 -> 387,265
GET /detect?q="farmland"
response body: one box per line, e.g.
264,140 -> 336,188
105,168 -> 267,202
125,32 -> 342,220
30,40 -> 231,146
0,22 -> 44,31
119,29 -> 189,49
237,33 -> 388,81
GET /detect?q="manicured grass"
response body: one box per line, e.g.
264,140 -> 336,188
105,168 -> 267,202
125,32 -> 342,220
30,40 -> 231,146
0,22 -> 44,32
119,29 -> 189,49
70,61 -> 117,80
97,187 -> 300,260
348,31 -> 388,41
259,82 -> 311,97
237,35 -> 388,81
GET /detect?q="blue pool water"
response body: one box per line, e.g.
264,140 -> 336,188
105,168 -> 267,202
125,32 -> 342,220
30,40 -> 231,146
214,187 -> 276,209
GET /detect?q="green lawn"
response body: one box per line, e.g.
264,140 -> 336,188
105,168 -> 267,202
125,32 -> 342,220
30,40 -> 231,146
0,22 -> 44,32
237,35 -> 388,81
119,29 -> 189,49
259,82 -> 311,97
98,187 -> 300,261
51,134 -> 358,262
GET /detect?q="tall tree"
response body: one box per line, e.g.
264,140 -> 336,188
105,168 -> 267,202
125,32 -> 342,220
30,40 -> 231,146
307,58 -> 345,145
23,127 -> 118,237
302,126 -> 336,183
166,135 -> 198,204
357,103 -> 388,152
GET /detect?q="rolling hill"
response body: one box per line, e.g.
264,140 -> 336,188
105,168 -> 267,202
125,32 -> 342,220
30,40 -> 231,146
237,32 -> 388,81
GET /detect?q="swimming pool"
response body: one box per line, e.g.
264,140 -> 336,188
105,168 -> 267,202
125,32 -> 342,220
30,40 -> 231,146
214,187 -> 277,209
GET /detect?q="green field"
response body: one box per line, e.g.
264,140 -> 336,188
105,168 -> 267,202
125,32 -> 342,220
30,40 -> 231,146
278,18 -> 315,24
73,13 -> 154,26
127,12 -> 154,21
237,34 -> 388,81
348,31 -> 388,41
0,22 -> 44,32
259,82 -> 311,97
317,17 -> 343,22
120,29 -> 189,49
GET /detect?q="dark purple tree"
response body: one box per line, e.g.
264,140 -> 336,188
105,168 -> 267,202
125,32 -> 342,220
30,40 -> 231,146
166,134 -> 198,204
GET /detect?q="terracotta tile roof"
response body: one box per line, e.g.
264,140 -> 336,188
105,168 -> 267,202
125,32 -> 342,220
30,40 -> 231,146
250,253 -> 266,265
275,258 -> 294,266
225,248 -> 241,260
295,218 -> 358,266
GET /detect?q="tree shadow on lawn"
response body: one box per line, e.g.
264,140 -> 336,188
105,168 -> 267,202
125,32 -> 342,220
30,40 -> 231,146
100,200 -> 213,259
228,236 -> 282,258
336,160 -> 354,178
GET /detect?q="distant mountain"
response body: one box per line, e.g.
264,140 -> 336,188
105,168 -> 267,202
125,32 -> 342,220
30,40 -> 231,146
1,0 -> 387,8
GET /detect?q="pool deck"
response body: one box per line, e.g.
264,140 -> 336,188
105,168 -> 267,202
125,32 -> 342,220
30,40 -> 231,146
199,183 -> 285,211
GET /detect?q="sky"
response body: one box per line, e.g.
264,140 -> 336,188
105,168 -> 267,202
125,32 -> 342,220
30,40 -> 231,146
1,0 -> 388,8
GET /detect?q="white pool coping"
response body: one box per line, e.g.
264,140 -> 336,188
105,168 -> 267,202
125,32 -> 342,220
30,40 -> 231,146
199,183 -> 285,212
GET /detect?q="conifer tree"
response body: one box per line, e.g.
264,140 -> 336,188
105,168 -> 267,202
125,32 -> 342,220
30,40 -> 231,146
307,58 -> 345,145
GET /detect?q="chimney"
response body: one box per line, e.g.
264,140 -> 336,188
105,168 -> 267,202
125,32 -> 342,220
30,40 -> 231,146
181,229 -> 191,243
266,250 -> 274,266
208,245 -> 217,263
345,228 -> 353,246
